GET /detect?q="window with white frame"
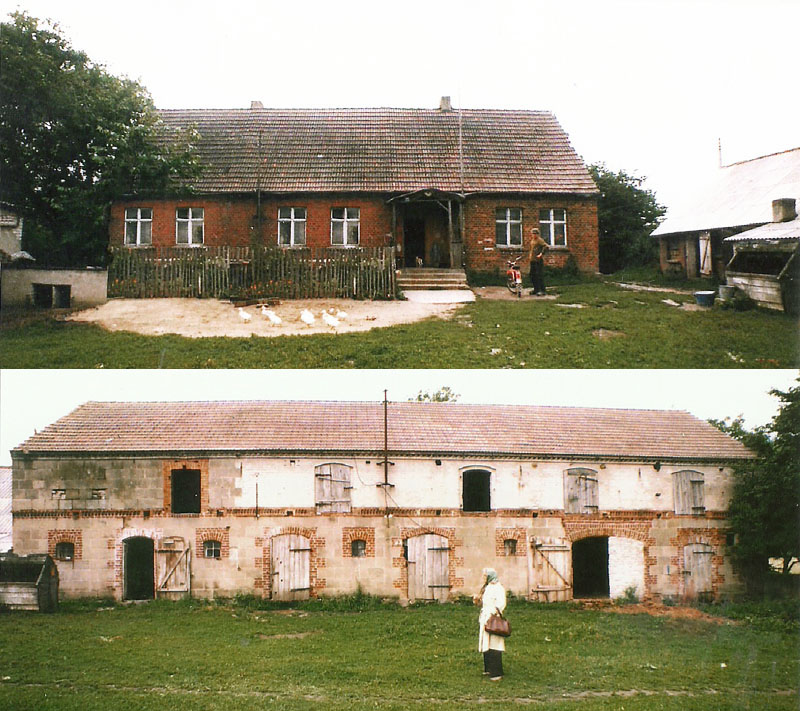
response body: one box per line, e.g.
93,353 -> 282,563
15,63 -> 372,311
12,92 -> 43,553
331,207 -> 360,246
564,468 -> 599,514
203,540 -> 221,559
673,470 -> 705,515
278,207 -> 307,246
495,208 -> 523,247
539,208 -> 567,247
176,207 -> 204,245
124,208 -> 153,246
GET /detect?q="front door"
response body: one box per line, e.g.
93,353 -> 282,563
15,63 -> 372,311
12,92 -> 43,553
406,533 -> 450,602
683,543 -> 713,600
271,534 -> 311,601
404,217 -> 426,266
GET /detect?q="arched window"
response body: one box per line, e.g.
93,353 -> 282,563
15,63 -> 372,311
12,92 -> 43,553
462,469 -> 491,512
504,539 -> 517,556
351,539 -> 367,558
203,540 -> 221,559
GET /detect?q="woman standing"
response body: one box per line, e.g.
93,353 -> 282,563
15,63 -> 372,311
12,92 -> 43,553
474,568 -> 507,680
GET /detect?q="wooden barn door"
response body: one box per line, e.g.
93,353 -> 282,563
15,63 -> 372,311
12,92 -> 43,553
530,539 -> 572,602
156,536 -> 191,600
683,543 -> 713,600
406,533 -> 450,602
271,534 -> 311,601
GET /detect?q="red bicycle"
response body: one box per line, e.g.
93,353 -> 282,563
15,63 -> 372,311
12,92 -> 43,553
506,257 -> 523,298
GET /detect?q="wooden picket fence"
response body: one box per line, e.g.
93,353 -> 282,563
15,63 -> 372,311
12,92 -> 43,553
107,246 -> 397,300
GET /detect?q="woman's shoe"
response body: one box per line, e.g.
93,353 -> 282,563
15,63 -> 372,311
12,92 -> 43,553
490,676 -> 503,681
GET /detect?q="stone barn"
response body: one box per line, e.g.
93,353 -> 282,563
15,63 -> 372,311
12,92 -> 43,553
11,400 -> 751,603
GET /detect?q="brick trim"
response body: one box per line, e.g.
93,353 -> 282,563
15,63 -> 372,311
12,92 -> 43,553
670,527 -> 727,599
48,529 -> 83,560
257,526 -> 326,598
342,527 -> 375,557
393,527 -> 464,599
496,527 -> 527,557
162,459 -> 209,514
196,527 -> 230,559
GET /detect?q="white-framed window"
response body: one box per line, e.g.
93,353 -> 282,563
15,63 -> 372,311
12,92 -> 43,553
331,207 -> 360,246
278,207 -> 307,246
540,208 -> 567,247
203,540 -> 221,559
495,207 -> 523,247
124,207 -> 153,246
176,207 -> 204,245
564,468 -> 599,514
673,470 -> 705,515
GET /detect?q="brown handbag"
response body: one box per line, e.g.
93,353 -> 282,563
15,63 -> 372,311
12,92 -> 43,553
484,612 -> 511,637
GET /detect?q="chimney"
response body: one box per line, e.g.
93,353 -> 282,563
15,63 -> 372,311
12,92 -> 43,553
772,198 -> 797,222
439,96 -> 452,112
250,100 -> 264,109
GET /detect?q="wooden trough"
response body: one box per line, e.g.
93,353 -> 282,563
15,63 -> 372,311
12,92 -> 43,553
0,553 -> 59,612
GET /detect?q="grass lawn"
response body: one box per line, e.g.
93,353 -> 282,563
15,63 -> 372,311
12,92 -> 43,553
0,281 -> 797,368
0,597 -> 797,711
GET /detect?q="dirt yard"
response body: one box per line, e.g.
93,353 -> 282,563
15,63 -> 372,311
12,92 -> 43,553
66,297 -> 464,338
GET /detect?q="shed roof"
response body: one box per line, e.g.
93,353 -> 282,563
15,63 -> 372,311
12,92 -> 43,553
13,401 -> 752,463
652,148 -> 800,236
158,106 -> 598,195
724,215 -> 800,243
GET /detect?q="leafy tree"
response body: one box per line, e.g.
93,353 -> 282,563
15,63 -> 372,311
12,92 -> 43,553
412,387 -> 460,402
0,12 -> 199,266
588,163 -> 666,273
710,380 -> 800,592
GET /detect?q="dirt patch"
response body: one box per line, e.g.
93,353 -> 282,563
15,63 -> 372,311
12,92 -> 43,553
472,286 -> 557,301
66,297 -> 463,338
577,599 -> 732,624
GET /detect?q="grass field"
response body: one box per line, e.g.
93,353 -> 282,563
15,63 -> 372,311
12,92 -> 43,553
1,281 -> 797,369
0,597 -> 797,710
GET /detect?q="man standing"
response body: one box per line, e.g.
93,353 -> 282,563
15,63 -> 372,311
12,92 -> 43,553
529,227 -> 548,295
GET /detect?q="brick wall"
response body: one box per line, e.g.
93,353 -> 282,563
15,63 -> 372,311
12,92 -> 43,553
48,529 -> 83,560
463,195 -> 598,274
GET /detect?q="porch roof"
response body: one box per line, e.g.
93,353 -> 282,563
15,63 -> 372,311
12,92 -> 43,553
157,106 -> 598,196
14,400 -> 752,463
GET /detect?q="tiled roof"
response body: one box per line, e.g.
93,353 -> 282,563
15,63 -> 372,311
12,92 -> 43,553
13,401 -> 752,462
158,107 -> 598,195
653,147 -> 800,236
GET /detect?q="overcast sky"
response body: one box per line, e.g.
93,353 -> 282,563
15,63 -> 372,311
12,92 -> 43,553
1,369 -> 797,465
3,0 -> 798,210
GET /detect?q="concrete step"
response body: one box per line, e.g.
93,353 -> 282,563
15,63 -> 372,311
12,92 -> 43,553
396,268 -> 470,291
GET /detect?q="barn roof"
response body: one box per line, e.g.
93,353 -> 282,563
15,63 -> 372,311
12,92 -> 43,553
13,401 -> 752,463
652,147 -> 800,237
157,105 -> 598,195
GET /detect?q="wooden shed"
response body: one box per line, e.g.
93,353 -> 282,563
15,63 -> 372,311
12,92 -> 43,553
0,553 -> 59,612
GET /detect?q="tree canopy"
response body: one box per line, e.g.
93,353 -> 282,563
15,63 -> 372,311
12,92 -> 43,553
0,12 -> 198,266
588,163 -> 666,274
411,387 -> 460,403
710,380 -> 800,589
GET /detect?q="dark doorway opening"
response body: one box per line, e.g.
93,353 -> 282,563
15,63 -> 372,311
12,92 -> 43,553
404,217 -> 426,266
572,537 -> 610,598
462,470 -> 491,512
171,468 -> 201,513
123,537 -> 154,600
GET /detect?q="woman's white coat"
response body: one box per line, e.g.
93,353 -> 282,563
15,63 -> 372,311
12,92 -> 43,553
478,580 -> 507,652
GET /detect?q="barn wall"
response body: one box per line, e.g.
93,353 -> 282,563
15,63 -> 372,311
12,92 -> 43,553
12,454 -> 740,601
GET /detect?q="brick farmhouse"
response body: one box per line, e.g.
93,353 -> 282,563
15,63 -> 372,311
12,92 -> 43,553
11,400 -> 751,603
110,98 -> 599,279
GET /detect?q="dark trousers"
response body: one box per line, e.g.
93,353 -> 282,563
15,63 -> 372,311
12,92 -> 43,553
530,260 -> 545,293
483,649 -> 503,677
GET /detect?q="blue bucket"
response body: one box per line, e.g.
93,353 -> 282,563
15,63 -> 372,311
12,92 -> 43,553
694,291 -> 716,307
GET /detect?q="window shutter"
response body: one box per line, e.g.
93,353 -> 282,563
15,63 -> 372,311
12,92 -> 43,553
315,463 -> 352,513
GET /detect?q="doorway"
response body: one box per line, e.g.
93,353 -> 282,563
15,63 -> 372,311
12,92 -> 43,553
406,533 -> 450,602
404,217 -> 425,266
171,468 -> 201,513
462,469 -> 491,512
572,537 -> 609,598
123,536 -> 155,600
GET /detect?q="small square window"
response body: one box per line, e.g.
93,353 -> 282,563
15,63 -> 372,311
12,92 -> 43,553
351,539 -> 367,558
203,540 -> 221,559
504,539 -> 517,556
51,489 -> 66,500
55,541 -> 74,561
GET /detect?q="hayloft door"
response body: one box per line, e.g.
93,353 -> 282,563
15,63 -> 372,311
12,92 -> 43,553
271,534 -> 311,601
156,536 -> 191,600
683,543 -> 713,599
406,533 -> 450,602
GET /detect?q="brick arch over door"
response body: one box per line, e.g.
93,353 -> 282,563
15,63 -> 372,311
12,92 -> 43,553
563,520 -> 656,600
112,527 -> 163,598
393,527 -> 464,601
257,526 -> 325,599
